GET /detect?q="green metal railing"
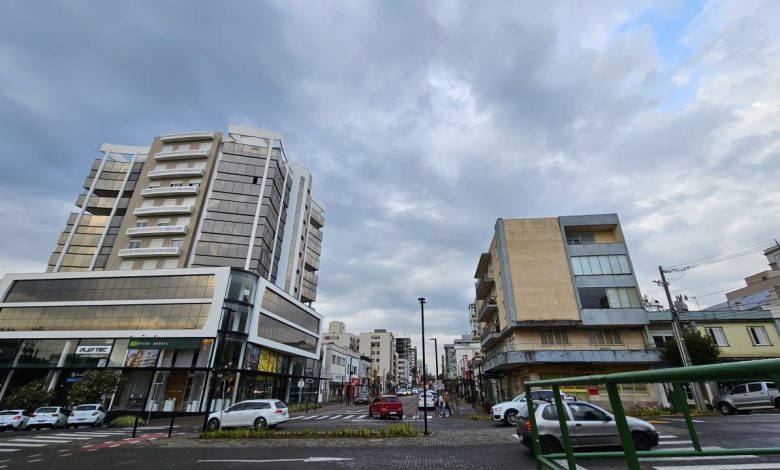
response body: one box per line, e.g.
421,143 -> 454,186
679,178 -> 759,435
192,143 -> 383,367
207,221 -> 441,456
524,358 -> 780,470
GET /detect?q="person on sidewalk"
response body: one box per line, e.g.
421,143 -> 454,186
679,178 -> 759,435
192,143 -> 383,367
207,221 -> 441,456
436,393 -> 445,417
443,392 -> 451,417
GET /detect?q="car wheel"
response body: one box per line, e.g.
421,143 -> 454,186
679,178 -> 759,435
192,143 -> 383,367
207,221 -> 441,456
718,402 -> 735,415
775,397 -> 780,410
632,431 -> 651,451
253,417 -> 268,430
539,436 -> 563,455
206,418 -> 220,431
505,410 -> 518,426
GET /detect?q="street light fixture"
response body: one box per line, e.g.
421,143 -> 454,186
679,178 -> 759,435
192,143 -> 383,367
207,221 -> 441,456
418,297 -> 429,436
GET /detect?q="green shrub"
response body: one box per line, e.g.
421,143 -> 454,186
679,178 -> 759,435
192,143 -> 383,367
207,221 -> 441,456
200,425 -> 420,440
2,379 -> 54,411
468,414 -> 492,421
108,415 -> 145,427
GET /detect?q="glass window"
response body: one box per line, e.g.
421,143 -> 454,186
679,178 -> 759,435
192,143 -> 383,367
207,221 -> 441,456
570,258 -> 583,276
590,329 -> 622,345
16,340 -> 70,368
260,289 -> 320,334
598,257 -> 612,275
588,257 -> 602,275
617,256 -> 631,274
258,315 -> 318,353
704,327 -> 729,347
747,326 -> 771,346
0,340 -> 21,367
540,330 -> 568,345
731,385 -> 747,394
569,403 -> 609,421
748,383 -> 763,393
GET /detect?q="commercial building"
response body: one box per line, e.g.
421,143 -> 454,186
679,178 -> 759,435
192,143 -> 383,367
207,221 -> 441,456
322,321 -> 358,351
443,334 -> 481,380
0,126 -> 326,413
395,337 -> 412,387
473,214 -> 661,404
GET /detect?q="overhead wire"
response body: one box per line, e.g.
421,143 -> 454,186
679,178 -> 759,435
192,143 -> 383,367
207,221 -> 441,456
663,239 -> 778,272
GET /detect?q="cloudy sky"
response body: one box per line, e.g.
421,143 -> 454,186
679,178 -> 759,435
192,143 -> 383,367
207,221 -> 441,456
1,0 -> 779,366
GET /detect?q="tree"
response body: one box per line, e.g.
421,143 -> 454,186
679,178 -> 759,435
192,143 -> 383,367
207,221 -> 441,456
660,330 -> 721,367
3,379 -> 54,411
68,370 -> 126,405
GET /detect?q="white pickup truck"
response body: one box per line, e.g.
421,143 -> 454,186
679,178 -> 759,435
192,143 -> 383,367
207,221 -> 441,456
714,381 -> 780,415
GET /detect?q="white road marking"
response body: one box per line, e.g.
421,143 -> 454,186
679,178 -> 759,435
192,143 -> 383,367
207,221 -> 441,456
0,443 -> 46,448
12,439 -> 70,444
300,416 -> 318,420
60,454 -> 72,457
0,450 -> 19,453
27,459 -> 43,463
315,415 -> 330,420
659,435 -> 679,439
642,455 -> 760,462
662,418 -> 706,423
553,459 -> 588,470
328,415 -> 343,420
289,416 -> 305,420
342,416 -> 354,420
657,440 -> 693,445
652,464 -> 780,470
197,457 -> 354,464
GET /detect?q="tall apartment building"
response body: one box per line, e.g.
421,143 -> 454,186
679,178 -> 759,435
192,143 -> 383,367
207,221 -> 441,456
0,126 -> 326,412
47,126 -> 324,305
395,337 -> 412,386
473,214 -> 660,403
358,329 -> 396,392
322,320 -> 358,351
443,334 -> 481,380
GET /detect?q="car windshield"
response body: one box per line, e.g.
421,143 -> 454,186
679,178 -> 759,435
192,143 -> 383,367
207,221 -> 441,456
36,407 -> 58,413
0,411 -> 19,415
511,394 -> 526,402
274,401 -> 287,409
75,405 -> 98,411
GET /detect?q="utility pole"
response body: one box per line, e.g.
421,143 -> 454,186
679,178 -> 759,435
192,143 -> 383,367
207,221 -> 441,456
419,297 -> 429,435
658,266 -> 706,411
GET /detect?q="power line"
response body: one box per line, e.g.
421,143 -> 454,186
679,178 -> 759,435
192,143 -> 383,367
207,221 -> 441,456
691,284 -> 746,299
663,239 -> 777,272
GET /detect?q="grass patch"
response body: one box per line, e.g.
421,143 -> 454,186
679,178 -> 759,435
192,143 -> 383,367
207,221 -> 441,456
200,423 -> 419,440
108,415 -> 145,427
468,415 -> 492,421
284,403 -> 323,413
625,405 -> 718,417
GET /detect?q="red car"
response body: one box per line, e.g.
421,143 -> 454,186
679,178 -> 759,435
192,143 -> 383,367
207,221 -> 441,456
368,395 -> 403,419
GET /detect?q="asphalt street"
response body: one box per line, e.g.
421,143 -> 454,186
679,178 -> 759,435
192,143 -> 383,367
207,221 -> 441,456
0,401 -> 779,469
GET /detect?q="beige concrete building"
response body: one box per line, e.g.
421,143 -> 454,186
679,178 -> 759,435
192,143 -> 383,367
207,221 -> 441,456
358,329 -> 396,392
47,126 -> 324,305
473,215 -> 660,404
322,321 -> 358,351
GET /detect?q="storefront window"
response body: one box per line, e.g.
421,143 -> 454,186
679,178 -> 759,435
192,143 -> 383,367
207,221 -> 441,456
221,303 -> 250,334
226,271 -> 257,304
16,340 -> 74,368
244,343 -> 260,370
109,339 -> 130,367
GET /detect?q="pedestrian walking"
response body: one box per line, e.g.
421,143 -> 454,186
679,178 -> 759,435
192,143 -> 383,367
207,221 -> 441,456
437,393 -> 445,417
443,391 -> 451,417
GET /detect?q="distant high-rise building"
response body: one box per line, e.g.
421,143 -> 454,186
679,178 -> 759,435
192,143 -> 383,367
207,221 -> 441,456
358,329 -> 396,392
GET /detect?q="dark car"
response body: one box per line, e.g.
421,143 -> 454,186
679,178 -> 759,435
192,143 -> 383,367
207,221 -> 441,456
354,393 -> 370,405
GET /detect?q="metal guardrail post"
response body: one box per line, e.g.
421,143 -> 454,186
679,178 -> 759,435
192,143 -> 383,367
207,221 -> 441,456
132,415 -> 139,438
672,382 -> 702,452
168,415 -> 175,438
551,385 -> 577,470
606,383 -> 640,470
524,384 -> 543,470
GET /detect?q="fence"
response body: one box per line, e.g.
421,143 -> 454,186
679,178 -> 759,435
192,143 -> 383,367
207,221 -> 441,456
524,357 -> 780,470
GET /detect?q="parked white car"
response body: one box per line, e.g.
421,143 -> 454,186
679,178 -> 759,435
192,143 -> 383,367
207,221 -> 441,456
67,404 -> 106,428
418,392 -> 436,410
492,390 -> 576,426
0,410 -> 32,431
206,399 -> 289,431
28,406 -> 70,429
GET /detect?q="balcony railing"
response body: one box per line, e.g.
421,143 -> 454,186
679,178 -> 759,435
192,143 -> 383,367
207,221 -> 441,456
477,297 -> 498,322
499,341 -> 650,352
154,149 -> 210,161
141,186 -> 199,197
118,247 -> 181,257
126,225 -> 187,237
147,168 -> 204,179
310,210 -> 324,229
475,276 -> 495,300
480,325 -> 502,348
159,132 -> 215,143
133,205 -> 194,216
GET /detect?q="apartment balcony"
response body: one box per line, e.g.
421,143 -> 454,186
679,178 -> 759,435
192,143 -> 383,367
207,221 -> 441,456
482,345 -> 661,373
141,186 -> 199,198
154,149 -> 210,161
476,297 -> 498,322
303,270 -> 319,286
118,247 -> 181,258
304,256 -> 320,271
474,252 -> 491,278
133,205 -> 194,216
480,325 -> 502,348
310,210 -> 324,229
126,225 -> 187,237
159,132 -> 215,143
147,168 -> 205,179
474,276 -> 495,300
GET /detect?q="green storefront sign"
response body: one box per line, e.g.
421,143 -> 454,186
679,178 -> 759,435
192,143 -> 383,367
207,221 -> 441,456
127,338 -> 202,349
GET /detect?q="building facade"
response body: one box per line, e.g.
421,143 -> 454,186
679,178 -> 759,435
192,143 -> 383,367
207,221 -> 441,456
358,329 -> 396,393
0,126 -> 326,412
474,215 -> 661,404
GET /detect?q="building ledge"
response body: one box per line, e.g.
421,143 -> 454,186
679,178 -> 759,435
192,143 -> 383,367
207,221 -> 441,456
483,349 -> 661,372
159,132 -> 215,143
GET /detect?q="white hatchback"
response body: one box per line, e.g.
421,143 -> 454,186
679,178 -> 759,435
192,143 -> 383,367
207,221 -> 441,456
417,392 -> 436,410
67,404 -> 106,428
206,399 -> 289,431
28,406 -> 70,429
0,410 -> 32,431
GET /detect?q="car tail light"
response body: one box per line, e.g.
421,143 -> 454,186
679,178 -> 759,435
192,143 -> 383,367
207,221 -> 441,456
525,420 -> 532,433
275,409 -> 284,414
13,416 -> 20,420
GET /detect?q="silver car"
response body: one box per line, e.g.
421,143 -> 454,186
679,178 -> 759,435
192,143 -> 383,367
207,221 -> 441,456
517,400 -> 659,454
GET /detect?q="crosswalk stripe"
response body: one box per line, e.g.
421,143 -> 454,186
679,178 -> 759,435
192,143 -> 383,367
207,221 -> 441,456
301,416 -> 318,420
342,416 -> 353,420
652,464 -> 780,470
553,460 -> 588,470
10,439 -> 70,444
658,441 -> 693,445
315,415 -> 330,420
642,455 -> 759,462
22,436 -> 79,440
0,443 -> 46,448
659,436 -> 678,439
328,415 -> 343,420
0,450 -> 20,453
288,416 -> 305,420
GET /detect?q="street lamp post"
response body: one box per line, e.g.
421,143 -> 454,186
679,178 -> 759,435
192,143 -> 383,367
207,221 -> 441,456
429,338 -> 439,383
418,297 -> 429,435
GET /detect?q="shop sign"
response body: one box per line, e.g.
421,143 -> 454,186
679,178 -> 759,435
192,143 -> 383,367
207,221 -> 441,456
75,345 -> 112,356
587,385 -> 599,396
127,338 -> 201,349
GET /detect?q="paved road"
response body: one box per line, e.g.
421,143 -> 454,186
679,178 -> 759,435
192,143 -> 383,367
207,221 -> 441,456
2,407 -> 779,469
